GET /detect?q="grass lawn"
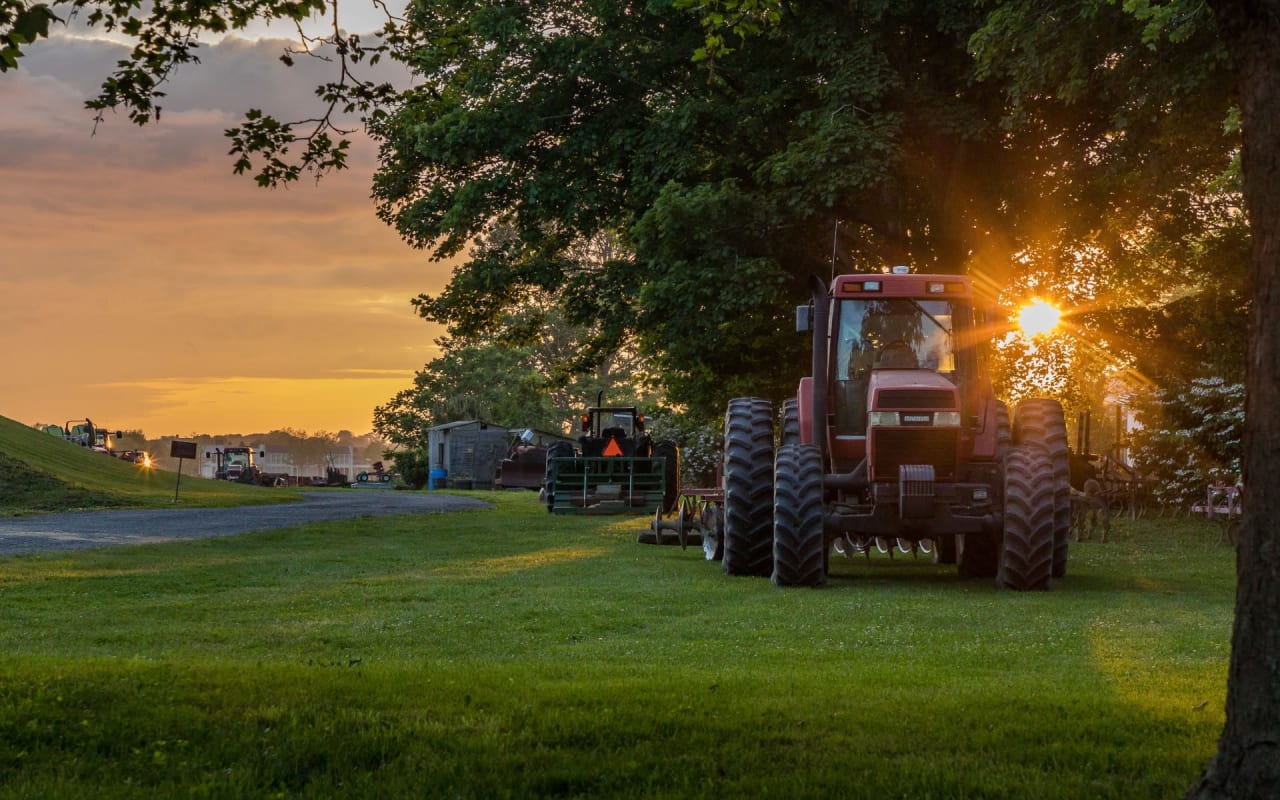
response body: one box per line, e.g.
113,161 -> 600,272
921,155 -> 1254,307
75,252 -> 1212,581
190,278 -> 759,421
0,492 -> 1233,798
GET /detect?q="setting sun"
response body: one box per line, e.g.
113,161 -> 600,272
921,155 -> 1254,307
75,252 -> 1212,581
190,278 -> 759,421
1017,299 -> 1062,338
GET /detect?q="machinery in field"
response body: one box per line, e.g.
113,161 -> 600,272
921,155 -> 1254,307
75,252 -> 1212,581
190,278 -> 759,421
207,445 -> 268,483
116,449 -> 154,467
543,398 -> 680,515
496,430 -> 550,491
714,267 -> 1069,591
47,419 -> 124,455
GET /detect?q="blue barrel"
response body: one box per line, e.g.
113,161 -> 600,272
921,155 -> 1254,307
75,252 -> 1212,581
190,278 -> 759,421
429,468 -> 447,490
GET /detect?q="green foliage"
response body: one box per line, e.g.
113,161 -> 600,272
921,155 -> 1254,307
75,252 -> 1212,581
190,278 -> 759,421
1130,377 -> 1244,509
373,333 -> 552,448
0,493 -> 1232,797
0,2 -> 57,71
2,0 -> 397,184
371,1 -> 1028,417
969,0 -> 1248,387
384,446 -> 429,489
647,410 -> 722,486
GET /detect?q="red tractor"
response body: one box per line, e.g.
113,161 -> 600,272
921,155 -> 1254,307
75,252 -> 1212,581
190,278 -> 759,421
712,267 -> 1069,590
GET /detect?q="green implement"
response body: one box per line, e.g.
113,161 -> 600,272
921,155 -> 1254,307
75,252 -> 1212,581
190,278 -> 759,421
546,455 -> 667,514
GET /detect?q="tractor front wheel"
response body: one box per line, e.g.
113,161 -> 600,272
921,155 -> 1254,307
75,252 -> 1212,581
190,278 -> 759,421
997,445 -> 1056,591
722,397 -> 775,577
771,443 -> 826,587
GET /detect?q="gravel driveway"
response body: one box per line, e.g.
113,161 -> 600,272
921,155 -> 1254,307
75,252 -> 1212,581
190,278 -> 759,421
0,490 -> 490,557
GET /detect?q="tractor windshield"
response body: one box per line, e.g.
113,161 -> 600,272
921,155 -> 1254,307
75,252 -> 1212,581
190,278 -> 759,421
833,298 -> 960,435
836,298 -> 957,380
594,411 -> 639,438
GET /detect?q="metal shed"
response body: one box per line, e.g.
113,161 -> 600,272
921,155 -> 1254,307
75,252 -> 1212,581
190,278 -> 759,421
426,420 -> 511,489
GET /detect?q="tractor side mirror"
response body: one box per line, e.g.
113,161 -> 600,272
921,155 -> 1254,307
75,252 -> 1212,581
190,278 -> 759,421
796,304 -> 813,333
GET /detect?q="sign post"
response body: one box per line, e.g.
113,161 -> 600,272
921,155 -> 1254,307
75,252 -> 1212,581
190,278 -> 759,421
170,440 -> 198,502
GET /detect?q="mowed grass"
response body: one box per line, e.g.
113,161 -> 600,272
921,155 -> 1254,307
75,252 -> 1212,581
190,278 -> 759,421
0,493 -> 1233,799
0,414 -> 299,514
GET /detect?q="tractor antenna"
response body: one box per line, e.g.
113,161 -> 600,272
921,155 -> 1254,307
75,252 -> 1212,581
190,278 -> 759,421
831,221 -> 839,282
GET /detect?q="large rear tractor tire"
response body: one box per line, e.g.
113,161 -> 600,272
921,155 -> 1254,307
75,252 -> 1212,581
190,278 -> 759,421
771,443 -> 826,587
722,397 -> 775,577
654,440 -> 681,514
1014,398 -> 1070,578
997,445 -> 1056,590
781,398 -> 800,447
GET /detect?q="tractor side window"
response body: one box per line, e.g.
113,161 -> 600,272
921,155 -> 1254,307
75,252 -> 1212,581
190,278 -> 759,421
917,302 -> 955,376
837,301 -> 867,380
835,301 -> 871,434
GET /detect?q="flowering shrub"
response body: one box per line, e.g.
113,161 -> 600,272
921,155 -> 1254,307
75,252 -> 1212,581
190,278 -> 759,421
1130,377 -> 1244,509
647,412 -> 723,487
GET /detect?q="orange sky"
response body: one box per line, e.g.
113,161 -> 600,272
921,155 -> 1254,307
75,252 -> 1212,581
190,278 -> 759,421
1,24 -> 450,437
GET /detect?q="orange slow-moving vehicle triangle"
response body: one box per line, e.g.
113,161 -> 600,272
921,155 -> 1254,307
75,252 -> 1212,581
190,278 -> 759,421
603,438 -> 623,457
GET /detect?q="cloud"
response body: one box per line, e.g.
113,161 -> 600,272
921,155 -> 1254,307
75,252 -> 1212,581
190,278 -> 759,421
0,30 -> 450,437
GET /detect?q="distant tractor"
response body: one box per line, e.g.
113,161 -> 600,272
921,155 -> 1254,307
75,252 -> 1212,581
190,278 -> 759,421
543,397 -> 680,514
716,267 -> 1069,591
208,446 -> 267,483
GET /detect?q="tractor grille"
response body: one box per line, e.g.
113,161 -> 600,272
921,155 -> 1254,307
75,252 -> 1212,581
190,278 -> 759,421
876,389 -> 956,410
871,428 -> 959,481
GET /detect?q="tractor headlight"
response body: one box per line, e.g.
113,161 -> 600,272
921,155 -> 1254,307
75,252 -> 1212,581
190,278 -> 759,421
869,411 -> 961,427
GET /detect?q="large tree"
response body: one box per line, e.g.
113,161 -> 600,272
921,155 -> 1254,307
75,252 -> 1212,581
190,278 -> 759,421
366,0 -> 1075,419
1189,2 -> 1280,795
962,1 -> 1276,792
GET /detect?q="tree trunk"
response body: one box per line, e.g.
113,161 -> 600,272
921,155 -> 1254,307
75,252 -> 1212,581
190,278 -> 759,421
1189,2 -> 1280,798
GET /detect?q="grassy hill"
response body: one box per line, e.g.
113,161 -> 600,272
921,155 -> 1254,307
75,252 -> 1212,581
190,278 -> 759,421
0,414 -> 299,514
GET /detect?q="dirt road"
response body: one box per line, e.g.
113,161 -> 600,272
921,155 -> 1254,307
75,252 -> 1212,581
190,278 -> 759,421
0,490 -> 490,556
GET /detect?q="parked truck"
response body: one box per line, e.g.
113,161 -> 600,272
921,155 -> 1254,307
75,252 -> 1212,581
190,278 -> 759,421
714,267 -> 1069,590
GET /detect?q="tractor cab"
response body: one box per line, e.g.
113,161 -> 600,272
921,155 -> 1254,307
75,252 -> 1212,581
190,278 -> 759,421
221,448 -> 253,480
210,446 -> 264,482
800,270 -> 999,478
579,407 -> 652,458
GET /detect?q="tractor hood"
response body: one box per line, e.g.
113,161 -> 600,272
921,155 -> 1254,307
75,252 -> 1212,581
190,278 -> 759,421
867,369 -> 959,412
865,369 -> 963,483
